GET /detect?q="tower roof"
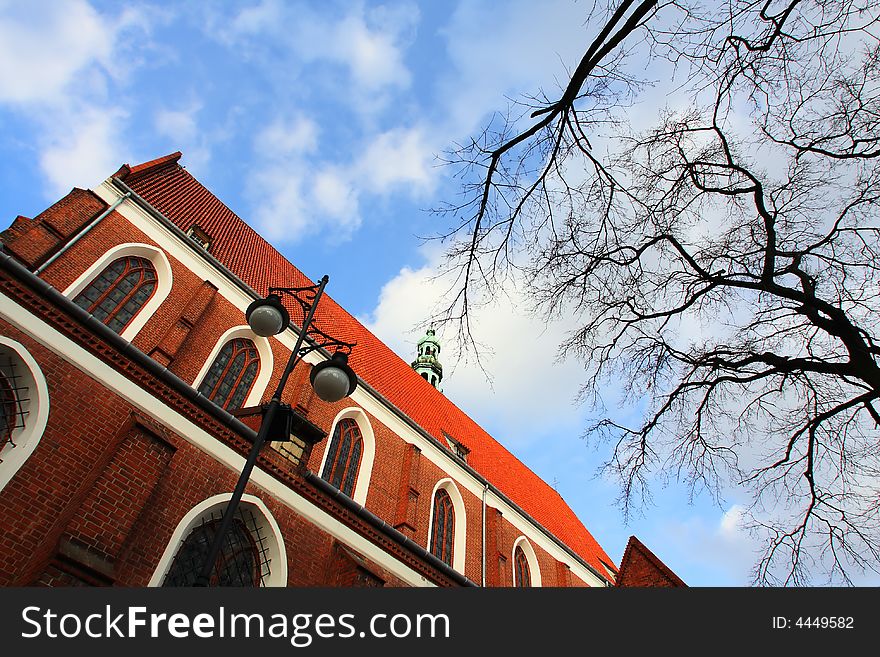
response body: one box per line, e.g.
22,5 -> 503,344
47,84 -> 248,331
418,327 -> 441,347
116,153 -> 616,577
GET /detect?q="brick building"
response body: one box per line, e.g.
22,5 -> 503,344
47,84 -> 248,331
0,152 -> 622,587
616,536 -> 687,588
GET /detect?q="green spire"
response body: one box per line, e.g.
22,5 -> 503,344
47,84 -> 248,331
411,327 -> 443,391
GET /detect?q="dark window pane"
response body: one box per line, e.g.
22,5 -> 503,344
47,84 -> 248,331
431,489 -> 455,565
321,425 -> 342,479
200,339 -> 260,411
162,516 -> 263,587
331,433 -> 352,489
514,546 -> 531,587
322,419 -> 363,496
343,439 -> 361,496
72,256 -> 157,334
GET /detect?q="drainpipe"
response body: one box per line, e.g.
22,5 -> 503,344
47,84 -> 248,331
482,483 -> 489,587
34,191 -> 131,275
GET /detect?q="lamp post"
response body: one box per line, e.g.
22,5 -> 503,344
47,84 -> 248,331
194,274 -> 356,587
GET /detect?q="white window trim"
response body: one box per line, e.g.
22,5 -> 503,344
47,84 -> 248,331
192,325 -> 273,409
148,493 -> 288,587
512,535 -> 542,587
317,407 -> 376,506
62,243 -> 173,342
0,337 -> 50,493
427,478 -> 467,573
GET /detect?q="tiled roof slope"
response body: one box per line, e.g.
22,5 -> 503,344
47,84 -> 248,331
117,153 -> 615,579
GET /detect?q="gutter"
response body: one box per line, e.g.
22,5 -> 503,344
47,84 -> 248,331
0,249 -> 475,587
109,177 -> 614,586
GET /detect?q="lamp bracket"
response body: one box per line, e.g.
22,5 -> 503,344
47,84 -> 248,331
268,284 -> 356,357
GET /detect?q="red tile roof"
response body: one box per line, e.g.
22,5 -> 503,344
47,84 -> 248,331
118,153 -> 616,579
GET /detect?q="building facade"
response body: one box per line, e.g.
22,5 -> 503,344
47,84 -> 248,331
0,152 -> 619,587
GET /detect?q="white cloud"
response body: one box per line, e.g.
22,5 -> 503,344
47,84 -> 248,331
719,504 -> 746,536
0,1 -> 156,198
219,1 -> 416,98
356,127 -> 436,195
155,103 -> 202,143
248,117 -> 363,243
312,167 -> 360,226
0,1 -> 150,105
38,106 -> 130,196
0,0 -> 113,104
226,0 -> 283,36
661,505 -> 758,585
246,116 -> 443,245
254,115 -> 319,159
362,245 -> 597,448
247,166 -> 311,241
154,100 -> 214,174
334,12 -> 412,92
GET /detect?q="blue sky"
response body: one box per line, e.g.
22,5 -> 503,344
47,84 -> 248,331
0,0 -> 768,586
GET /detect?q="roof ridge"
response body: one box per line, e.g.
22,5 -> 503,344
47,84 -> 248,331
116,151 -> 183,182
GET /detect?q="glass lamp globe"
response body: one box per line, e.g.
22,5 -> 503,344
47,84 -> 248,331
246,294 -> 290,337
310,352 -> 357,402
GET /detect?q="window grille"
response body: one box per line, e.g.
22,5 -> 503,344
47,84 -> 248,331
72,256 -> 157,334
198,338 -> 260,411
162,506 -> 272,587
321,418 -> 362,497
430,489 -> 455,566
0,351 -> 30,460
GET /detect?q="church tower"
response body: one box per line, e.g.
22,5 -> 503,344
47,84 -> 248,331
411,327 -> 443,391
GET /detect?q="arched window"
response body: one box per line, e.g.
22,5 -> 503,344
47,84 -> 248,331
162,507 -> 270,587
72,256 -> 157,334
321,418 -> 363,497
514,544 -> 531,587
430,489 -> 455,566
198,338 -> 260,411
0,338 -> 49,493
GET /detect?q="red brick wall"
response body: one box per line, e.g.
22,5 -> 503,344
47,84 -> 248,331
0,320 -> 415,587
2,189 -> 106,269
1,189 -> 601,588
616,540 -> 685,587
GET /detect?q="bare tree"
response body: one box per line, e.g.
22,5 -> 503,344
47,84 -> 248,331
439,0 -> 880,584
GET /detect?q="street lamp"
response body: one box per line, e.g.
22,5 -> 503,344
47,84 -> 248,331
194,274 -> 356,586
